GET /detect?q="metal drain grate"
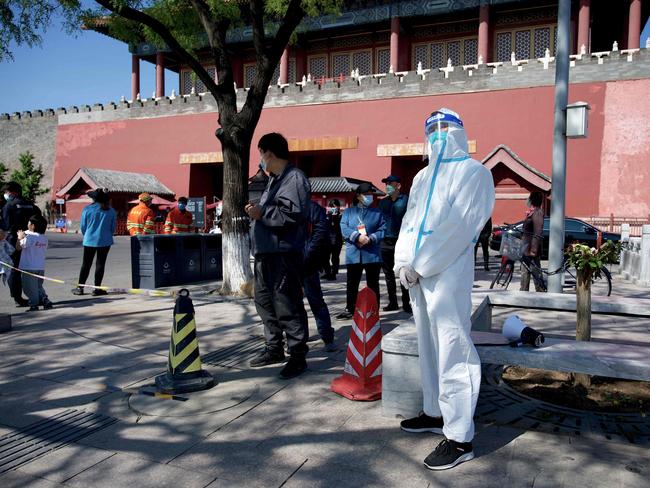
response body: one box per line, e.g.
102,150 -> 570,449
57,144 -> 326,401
476,364 -> 650,446
0,409 -> 118,473
203,336 -> 265,368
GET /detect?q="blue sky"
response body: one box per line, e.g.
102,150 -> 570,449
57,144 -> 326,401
0,15 -> 178,115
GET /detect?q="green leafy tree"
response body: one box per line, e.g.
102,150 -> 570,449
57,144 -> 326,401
0,162 -> 9,188
10,152 -> 50,201
2,0 -> 340,294
564,240 -> 621,387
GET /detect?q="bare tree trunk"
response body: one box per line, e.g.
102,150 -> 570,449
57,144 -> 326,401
219,133 -> 254,296
574,268 -> 592,388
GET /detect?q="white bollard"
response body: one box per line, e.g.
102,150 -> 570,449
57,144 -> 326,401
639,225 -> 650,286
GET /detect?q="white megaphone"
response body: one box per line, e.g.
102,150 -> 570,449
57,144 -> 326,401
502,315 -> 545,347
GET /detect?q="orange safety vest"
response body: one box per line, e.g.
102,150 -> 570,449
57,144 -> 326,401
164,207 -> 193,234
127,203 -> 156,235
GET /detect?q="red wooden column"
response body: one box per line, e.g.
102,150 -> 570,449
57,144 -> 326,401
577,0 -> 591,53
390,17 -> 400,71
279,47 -> 289,84
628,0 -> 642,49
478,3 -> 490,63
131,55 -> 140,101
156,52 -> 165,98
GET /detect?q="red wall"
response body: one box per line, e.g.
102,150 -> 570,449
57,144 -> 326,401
52,78 -> 650,225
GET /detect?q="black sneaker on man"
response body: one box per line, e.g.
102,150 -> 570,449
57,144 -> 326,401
400,412 -> 444,434
249,348 -> 285,367
92,289 -> 108,296
27,305 -> 39,312
71,287 -> 85,296
324,341 -> 338,352
383,303 -> 400,312
43,300 -> 54,310
279,356 -> 307,379
14,297 -> 28,307
423,438 -> 474,470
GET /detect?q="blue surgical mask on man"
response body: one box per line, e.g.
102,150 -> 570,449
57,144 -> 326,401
3,193 -> 12,201
386,185 -> 395,195
259,160 -> 267,172
178,203 -> 186,211
361,195 -> 373,206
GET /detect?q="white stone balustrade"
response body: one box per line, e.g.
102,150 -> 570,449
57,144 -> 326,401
619,224 -> 650,286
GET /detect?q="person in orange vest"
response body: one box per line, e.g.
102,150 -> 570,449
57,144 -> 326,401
127,193 -> 156,235
164,197 -> 193,234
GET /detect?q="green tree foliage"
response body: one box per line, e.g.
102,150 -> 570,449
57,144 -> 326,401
0,162 -> 9,188
10,152 -> 49,201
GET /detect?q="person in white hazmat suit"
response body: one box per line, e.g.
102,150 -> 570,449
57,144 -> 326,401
394,108 -> 495,470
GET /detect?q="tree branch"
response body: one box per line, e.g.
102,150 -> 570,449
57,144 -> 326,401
188,0 -> 232,82
94,0 -> 219,97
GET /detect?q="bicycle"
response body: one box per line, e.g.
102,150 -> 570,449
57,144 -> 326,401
489,229 -> 613,296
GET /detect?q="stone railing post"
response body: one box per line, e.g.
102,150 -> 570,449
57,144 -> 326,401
639,225 -> 650,286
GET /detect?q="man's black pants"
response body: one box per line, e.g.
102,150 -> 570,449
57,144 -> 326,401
8,249 -> 23,301
380,240 -> 409,309
346,262 -> 381,312
254,253 -> 309,357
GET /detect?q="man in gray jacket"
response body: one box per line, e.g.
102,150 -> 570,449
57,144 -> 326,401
245,132 -> 311,379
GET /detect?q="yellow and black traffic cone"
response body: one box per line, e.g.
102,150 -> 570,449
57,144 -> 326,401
155,289 -> 215,394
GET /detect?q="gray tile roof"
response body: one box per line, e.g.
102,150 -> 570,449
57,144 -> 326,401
57,167 -> 175,196
309,177 -> 384,195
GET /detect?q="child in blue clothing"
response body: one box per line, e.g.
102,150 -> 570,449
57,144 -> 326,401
17,215 -> 52,311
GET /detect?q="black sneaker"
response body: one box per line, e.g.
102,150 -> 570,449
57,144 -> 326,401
403,304 -> 413,314
43,300 -> 54,310
249,348 -> 285,368
424,438 -> 474,471
71,287 -> 85,296
92,289 -> 108,296
279,356 -> 307,379
14,297 -> 28,307
323,341 -> 338,352
27,305 -> 39,312
383,303 -> 400,312
336,310 -> 353,320
400,412 -> 444,434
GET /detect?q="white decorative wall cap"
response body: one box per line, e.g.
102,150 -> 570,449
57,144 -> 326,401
486,62 -> 503,67
463,63 -> 480,71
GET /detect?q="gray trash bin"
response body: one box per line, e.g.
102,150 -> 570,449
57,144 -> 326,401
201,234 -> 223,280
181,234 -> 203,283
131,235 -> 180,289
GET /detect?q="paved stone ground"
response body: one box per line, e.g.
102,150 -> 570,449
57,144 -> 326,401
0,233 -> 648,487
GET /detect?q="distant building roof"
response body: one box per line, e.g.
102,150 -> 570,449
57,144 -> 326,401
56,167 -> 175,197
309,176 -> 384,195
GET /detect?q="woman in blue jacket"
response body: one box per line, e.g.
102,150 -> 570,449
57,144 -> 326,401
72,188 -> 117,296
336,182 -> 385,319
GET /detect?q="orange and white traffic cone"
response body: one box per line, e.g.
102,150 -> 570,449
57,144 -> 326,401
331,287 -> 382,401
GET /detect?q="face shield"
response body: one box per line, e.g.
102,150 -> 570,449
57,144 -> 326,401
423,109 -> 468,163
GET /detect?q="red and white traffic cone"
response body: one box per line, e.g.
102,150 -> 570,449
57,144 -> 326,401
331,287 -> 382,401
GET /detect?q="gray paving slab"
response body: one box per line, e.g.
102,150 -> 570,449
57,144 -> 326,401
16,445 -> 115,483
63,453 -> 217,488
0,238 -> 648,486
0,470 -> 62,487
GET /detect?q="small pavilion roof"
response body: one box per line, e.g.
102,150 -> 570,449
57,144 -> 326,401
56,167 -> 175,197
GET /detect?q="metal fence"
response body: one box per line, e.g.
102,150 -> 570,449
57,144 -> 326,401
579,215 -> 649,237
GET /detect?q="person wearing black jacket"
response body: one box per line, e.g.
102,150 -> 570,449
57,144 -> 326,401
322,199 -> 343,280
303,201 -> 337,351
245,133 -> 311,379
1,181 -> 42,307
